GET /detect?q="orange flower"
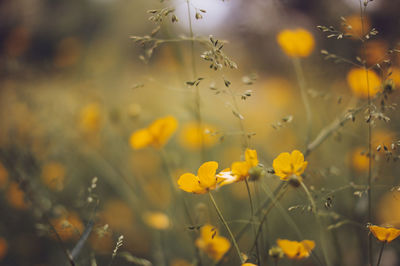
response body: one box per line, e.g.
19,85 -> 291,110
217,149 -> 259,186
143,211 -> 170,230
41,162 -> 66,191
272,150 -> 308,181
6,182 -> 29,210
0,237 -> 8,260
347,68 -> 381,99
195,224 -> 230,261
277,29 -> 315,58
51,212 -> 84,241
277,239 -> 315,259
178,161 -> 219,194
369,225 -> 400,243
130,116 -> 178,149
343,14 -> 371,39
350,147 -> 370,172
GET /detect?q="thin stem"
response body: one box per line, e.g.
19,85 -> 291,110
292,57 -> 312,147
208,192 -> 244,264
245,179 -> 261,264
359,1 -> 373,265
227,84 -> 249,149
300,180 -> 331,266
376,241 -> 386,266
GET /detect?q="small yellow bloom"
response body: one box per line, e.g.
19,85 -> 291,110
143,211 -> 170,230
179,122 -> 217,150
195,224 -> 230,261
242,263 -> 257,266
41,162 -> 66,191
369,225 -> 400,243
277,239 -> 315,259
51,212 -> 84,241
272,150 -> 308,181
347,68 -> 381,99
277,29 -> 315,58
130,116 -> 178,149
350,147 -> 370,172
217,149 -> 259,186
80,103 -> 102,133
6,182 -> 29,210
178,161 -> 219,194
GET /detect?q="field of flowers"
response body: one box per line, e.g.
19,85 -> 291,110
1,0 -> 400,265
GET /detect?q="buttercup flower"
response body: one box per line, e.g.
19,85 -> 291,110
195,224 -> 230,261
277,29 -> 315,58
178,161 -> 219,194
217,149 -> 259,186
369,225 -> 400,243
130,115 -> 178,149
179,122 -> 217,150
347,68 -> 381,99
143,211 -> 170,230
272,150 -> 308,181
277,239 -> 315,259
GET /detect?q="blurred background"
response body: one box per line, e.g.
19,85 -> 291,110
1,0 -> 400,265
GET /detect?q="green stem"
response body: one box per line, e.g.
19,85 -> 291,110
300,180 -> 331,266
208,192 -> 244,263
376,241 -> 386,266
292,57 -> 312,147
245,179 -> 261,264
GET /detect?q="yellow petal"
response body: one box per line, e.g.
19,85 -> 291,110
272,152 -> 292,180
245,149 -> 259,167
210,236 -> 231,261
370,225 -> 400,243
386,228 -> 400,243
130,129 -> 153,149
231,161 -> 251,180
177,173 -> 204,194
277,239 -> 301,259
197,161 -> 218,190
347,68 -> 381,99
148,116 -> 178,148
291,150 -> 307,176
299,240 -> 315,257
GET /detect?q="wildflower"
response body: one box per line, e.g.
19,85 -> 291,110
41,162 -> 66,191
6,182 -> 29,210
272,150 -> 308,181
143,211 -> 170,230
277,239 -> 315,259
195,224 -> 230,261
277,29 -> 315,58
346,68 -> 381,99
129,115 -> 178,149
51,212 -> 84,241
242,263 -> 257,266
80,103 -> 102,133
179,122 -> 217,150
350,147 -> 370,172
369,225 -> 400,243
178,161 -> 219,194
378,191 -> 400,227
217,149 -> 260,186
0,237 -> 7,260
0,162 -> 8,189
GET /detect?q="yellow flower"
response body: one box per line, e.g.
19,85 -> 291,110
217,149 -> 259,186
178,161 -> 219,194
80,103 -> 102,133
277,29 -> 315,58
277,239 -> 315,259
242,263 -> 257,266
272,150 -> 308,181
369,225 -> 400,243
143,211 -> 170,230
6,182 -> 29,210
350,147 -> 370,172
195,224 -> 230,261
347,68 -> 381,99
130,116 -> 178,149
41,162 -> 66,191
179,122 -> 217,150
51,212 -> 84,241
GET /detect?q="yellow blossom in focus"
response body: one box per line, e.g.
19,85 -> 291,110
6,182 -> 29,210
130,116 -> 178,149
178,161 -> 219,194
41,162 -> 66,191
179,122 -> 217,150
217,149 -> 259,186
0,162 -> 8,189
51,212 -> 84,241
242,263 -> 257,266
347,68 -> 381,99
277,29 -> 315,58
277,239 -> 315,259
80,103 -> 102,133
343,14 -> 371,39
195,224 -> 230,261
369,225 -> 400,243
143,211 -> 170,230
272,150 -> 308,181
